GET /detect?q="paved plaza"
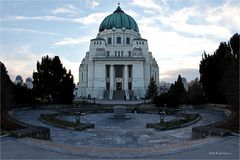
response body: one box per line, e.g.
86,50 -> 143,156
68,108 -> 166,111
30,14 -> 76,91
1,108 -> 239,159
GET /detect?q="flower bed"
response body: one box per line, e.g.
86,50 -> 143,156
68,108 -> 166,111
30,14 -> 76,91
146,113 -> 201,130
39,113 -> 94,131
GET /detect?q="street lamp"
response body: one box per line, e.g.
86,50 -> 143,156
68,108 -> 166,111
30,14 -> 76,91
159,110 -> 166,124
75,112 -> 86,124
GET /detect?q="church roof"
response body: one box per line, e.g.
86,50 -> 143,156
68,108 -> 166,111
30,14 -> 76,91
99,5 -> 139,32
91,38 -> 105,41
133,38 -> 147,41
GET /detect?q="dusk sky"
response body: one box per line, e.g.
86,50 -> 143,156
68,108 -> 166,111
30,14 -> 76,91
1,0 -> 239,83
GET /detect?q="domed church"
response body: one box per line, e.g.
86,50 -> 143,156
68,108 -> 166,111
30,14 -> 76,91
77,5 -> 159,100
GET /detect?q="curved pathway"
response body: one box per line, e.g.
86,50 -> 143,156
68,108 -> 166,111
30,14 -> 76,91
1,108 -> 239,159
13,108 -> 224,147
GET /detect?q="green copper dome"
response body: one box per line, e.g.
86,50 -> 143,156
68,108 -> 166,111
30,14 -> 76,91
99,6 -> 139,32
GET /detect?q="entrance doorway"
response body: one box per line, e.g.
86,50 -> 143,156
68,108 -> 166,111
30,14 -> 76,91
116,82 -> 122,90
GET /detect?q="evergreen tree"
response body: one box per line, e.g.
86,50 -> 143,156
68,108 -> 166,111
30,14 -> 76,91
145,77 -> 158,101
200,33 -> 239,108
13,83 -> 35,104
59,70 -> 75,103
168,75 -> 186,106
0,62 -> 15,112
33,55 -> 75,104
154,75 -> 186,107
186,78 -> 204,104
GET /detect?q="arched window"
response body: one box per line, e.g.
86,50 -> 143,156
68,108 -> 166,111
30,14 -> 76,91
117,37 -> 121,44
126,38 -> 130,44
108,38 -> 112,44
128,51 -> 131,57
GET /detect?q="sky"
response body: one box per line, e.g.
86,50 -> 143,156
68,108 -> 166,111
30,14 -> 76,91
1,0 -> 239,84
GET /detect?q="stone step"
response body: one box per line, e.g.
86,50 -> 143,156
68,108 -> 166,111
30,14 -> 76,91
113,90 -> 125,100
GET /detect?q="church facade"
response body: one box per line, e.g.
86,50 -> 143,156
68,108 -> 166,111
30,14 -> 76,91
77,5 -> 159,100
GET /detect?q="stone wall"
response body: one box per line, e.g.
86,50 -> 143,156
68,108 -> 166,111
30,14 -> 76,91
3,109 -> 51,140
192,126 -> 230,139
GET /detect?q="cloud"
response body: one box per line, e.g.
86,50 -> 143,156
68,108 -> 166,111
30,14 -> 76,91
4,15 -> 69,22
131,0 -> 168,14
124,9 -> 140,19
160,68 -> 199,83
205,1 -> 240,31
1,12 -> 109,25
0,27 -> 59,35
131,0 -> 239,83
134,1 -> 238,39
1,0 -> 239,84
89,1 -> 100,9
139,25 -> 218,58
51,4 -> 78,15
1,46 -> 80,83
0,46 -> 42,81
54,37 -> 90,46
158,6 -> 232,38
72,12 -> 109,25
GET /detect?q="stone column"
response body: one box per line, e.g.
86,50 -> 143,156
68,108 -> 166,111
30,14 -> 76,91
109,65 -> 114,99
124,65 -> 129,100
110,65 -> 114,89
123,28 -> 125,46
124,65 -> 128,90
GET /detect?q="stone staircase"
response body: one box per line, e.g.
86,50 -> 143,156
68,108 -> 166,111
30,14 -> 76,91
113,90 -> 125,100
103,90 -> 110,99
128,90 -> 134,100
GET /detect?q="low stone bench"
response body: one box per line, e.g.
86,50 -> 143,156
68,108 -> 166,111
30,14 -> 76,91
146,123 -> 164,130
75,123 -> 95,131
192,126 -> 231,139
10,127 -> 51,140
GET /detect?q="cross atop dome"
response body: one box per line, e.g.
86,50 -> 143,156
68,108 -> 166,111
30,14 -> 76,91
114,3 -> 124,13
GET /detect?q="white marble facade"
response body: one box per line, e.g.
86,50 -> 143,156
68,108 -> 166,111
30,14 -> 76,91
77,6 -> 159,100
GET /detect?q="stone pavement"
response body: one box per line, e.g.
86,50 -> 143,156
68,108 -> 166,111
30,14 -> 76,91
1,135 -> 239,159
13,109 -> 225,147
1,108 -> 239,159
159,135 -> 239,160
1,137 -> 81,159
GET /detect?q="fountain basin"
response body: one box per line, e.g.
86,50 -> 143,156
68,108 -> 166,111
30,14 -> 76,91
110,106 -> 131,119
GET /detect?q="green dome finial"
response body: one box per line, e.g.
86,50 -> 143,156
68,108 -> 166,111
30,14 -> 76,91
99,5 -> 139,32
114,3 -> 124,13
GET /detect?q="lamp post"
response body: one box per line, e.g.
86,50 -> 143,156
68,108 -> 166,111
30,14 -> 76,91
159,110 -> 166,124
75,112 -> 81,124
75,112 -> 86,124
